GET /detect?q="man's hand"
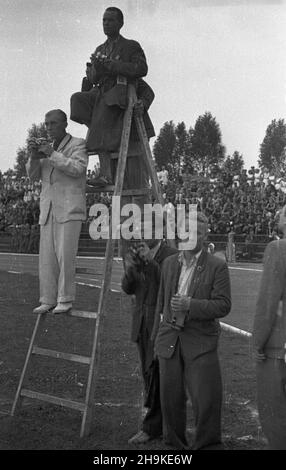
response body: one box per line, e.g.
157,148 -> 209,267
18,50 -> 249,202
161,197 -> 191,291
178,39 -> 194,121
124,250 -> 140,273
253,349 -> 266,362
137,241 -> 152,262
171,294 -> 191,314
27,139 -> 44,160
38,143 -> 53,158
28,148 -> 42,161
170,294 -> 190,330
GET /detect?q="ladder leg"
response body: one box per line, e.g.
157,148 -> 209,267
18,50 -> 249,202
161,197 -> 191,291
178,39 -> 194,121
11,314 -> 44,416
134,113 -> 163,205
80,85 -> 136,437
133,103 -> 176,247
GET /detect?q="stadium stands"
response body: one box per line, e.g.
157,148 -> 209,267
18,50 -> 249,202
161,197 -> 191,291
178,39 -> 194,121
0,165 -> 285,260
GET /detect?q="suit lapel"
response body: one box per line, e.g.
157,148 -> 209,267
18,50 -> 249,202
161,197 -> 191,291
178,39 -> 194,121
49,133 -> 72,182
110,35 -> 125,61
188,250 -> 208,297
56,133 -> 72,152
154,243 -> 165,265
174,258 -> 182,293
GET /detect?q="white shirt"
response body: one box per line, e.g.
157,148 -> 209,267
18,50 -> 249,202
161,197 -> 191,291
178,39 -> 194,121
177,250 -> 202,296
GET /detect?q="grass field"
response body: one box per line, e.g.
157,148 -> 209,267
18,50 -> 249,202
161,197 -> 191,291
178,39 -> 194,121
0,268 -> 267,450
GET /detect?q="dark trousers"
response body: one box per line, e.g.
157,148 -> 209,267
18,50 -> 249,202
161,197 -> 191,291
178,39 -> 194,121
159,340 -> 222,450
256,358 -> 286,450
137,319 -> 162,438
70,90 -> 149,194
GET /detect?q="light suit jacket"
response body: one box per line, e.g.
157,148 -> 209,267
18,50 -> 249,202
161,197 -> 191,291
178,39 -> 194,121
153,250 -> 231,360
26,134 -> 88,225
253,239 -> 286,359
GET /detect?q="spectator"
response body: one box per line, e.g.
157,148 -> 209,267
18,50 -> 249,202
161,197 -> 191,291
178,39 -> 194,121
253,205 -> 286,449
157,165 -> 168,187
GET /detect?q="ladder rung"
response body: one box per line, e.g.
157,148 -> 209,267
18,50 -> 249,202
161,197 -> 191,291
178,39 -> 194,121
76,267 -> 98,275
20,389 -> 86,412
32,346 -> 91,364
69,310 -> 98,319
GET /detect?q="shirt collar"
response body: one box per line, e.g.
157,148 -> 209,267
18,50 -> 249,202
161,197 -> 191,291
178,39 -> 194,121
178,249 -> 202,268
106,34 -> 121,45
53,133 -> 71,151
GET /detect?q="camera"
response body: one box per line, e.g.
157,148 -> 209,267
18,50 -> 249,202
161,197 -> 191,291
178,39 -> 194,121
93,51 -> 108,64
28,137 -> 50,149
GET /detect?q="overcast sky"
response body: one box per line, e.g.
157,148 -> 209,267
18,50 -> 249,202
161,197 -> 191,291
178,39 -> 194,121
0,0 -> 286,172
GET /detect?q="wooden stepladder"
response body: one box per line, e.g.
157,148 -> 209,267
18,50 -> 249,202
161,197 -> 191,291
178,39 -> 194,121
11,84 -> 163,437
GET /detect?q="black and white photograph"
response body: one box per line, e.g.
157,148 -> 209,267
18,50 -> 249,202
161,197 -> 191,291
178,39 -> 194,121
0,0 -> 286,456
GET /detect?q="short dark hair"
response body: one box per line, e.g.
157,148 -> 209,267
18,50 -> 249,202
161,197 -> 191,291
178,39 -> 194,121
105,6 -> 124,25
45,109 -> 67,123
181,210 -> 208,234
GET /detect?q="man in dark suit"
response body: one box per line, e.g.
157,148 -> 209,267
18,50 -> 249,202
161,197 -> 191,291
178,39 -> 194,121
253,205 -> 286,450
152,211 -> 231,450
70,6 -> 155,191
122,236 -> 177,444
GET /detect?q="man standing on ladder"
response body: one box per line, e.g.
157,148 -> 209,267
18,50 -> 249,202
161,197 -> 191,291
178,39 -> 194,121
70,6 -> 155,204
26,109 -> 88,315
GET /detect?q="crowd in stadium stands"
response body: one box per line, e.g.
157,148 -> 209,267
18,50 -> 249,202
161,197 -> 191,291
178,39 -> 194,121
159,166 -> 286,241
1,163 -> 286,255
0,171 -> 41,253
0,168 -> 113,253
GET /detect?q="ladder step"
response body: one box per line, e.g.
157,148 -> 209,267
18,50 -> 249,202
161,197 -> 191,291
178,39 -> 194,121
20,389 -> 86,412
69,310 -> 98,319
32,346 -> 91,364
76,267 -> 99,275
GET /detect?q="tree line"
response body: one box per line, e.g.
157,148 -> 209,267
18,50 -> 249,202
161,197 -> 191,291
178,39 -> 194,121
153,112 -> 286,181
12,112 -> 286,180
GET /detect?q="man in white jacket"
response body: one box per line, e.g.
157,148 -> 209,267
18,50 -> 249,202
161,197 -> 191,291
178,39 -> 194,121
26,109 -> 88,314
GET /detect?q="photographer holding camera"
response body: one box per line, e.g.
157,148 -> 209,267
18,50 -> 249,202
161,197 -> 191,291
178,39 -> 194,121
152,211 -> 231,450
121,235 -> 177,445
26,109 -> 88,315
70,6 -> 155,194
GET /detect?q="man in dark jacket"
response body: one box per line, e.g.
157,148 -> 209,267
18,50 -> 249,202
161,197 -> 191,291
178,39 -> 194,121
122,237 -> 177,444
253,205 -> 286,450
70,6 -> 155,192
152,211 -> 231,450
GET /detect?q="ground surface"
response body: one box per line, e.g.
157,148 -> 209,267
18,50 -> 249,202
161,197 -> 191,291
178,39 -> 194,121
0,253 -> 262,332
0,268 -> 267,450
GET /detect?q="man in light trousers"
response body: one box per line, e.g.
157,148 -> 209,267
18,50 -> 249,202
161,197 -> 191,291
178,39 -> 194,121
26,109 -> 88,314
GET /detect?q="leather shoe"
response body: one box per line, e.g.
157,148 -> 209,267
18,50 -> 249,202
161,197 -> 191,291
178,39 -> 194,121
33,304 -> 56,314
53,302 -> 73,314
128,430 -> 151,444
